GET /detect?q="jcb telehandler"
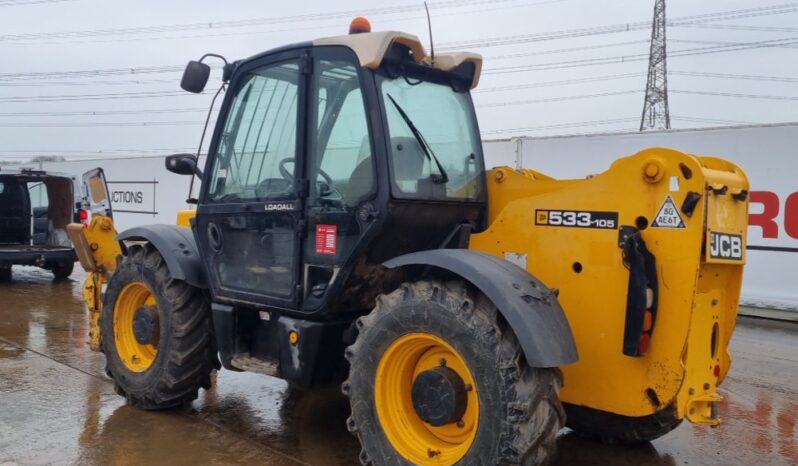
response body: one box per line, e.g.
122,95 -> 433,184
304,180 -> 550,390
69,18 -> 749,465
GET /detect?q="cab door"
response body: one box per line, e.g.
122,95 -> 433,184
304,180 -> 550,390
195,51 -> 308,309
302,47 -> 379,311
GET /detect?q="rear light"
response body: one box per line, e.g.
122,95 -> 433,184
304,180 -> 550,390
637,332 -> 651,354
79,209 -> 89,225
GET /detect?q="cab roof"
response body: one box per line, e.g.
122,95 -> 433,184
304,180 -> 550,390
313,31 -> 482,89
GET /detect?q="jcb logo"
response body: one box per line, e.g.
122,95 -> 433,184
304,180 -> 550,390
710,232 -> 743,260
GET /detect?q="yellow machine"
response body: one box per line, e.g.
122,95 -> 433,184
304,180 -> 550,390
70,19 -> 748,465
471,149 -> 747,439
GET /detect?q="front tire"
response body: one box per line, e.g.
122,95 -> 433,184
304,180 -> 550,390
345,280 -> 564,466
101,243 -> 218,409
51,261 -> 74,280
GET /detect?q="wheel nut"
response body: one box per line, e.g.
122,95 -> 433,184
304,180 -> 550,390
456,420 -> 465,428
438,358 -> 447,367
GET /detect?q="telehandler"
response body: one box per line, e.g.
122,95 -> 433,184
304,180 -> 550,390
68,18 -> 749,465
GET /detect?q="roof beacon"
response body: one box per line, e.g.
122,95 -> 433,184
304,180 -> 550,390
349,16 -> 371,34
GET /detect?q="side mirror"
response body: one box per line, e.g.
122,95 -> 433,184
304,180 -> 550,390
180,61 -> 210,93
166,153 -> 203,179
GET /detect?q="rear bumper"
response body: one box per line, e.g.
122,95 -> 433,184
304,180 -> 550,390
0,248 -> 76,267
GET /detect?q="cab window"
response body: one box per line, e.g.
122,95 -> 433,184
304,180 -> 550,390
380,74 -> 484,201
310,60 -> 374,207
207,61 -> 300,202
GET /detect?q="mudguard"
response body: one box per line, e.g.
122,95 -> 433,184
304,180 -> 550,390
117,224 -> 208,289
384,249 -> 579,368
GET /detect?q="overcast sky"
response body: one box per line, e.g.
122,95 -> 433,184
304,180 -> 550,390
0,0 -> 796,161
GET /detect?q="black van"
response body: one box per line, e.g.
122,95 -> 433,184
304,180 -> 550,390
0,168 -> 83,280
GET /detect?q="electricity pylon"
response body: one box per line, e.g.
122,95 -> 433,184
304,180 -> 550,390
640,0 -> 670,131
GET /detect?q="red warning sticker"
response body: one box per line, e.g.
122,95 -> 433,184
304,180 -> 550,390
315,224 -> 337,255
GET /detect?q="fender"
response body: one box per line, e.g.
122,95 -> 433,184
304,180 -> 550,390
117,224 -> 208,289
385,249 -> 578,368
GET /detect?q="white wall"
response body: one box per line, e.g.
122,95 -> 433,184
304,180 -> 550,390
485,123 -> 798,312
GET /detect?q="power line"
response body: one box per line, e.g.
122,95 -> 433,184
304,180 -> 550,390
5,1 -> 562,47
478,90 -> 641,109
441,2 -> 798,50
0,0 -> 547,42
0,153 -> 201,160
677,23 -> 798,33
0,65 -> 183,82
670,38 -> 798,50
483,39 -> 650,61
483,36 -> 798,75
0,78 -> 176,87
671,90 -> 798,101
476,73 -> 645,93
0,90 -> 207,103
0,148 -> 195,153
482,117 -> 640,134
671,115 -> 758,125
0,121 -> 209,128
670,71 -> 798,83
0,108 -> 207,117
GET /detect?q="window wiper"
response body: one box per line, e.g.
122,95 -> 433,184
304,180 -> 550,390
386,93 -> 448,184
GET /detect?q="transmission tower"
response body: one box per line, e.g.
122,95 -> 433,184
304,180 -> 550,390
640,0 -> 670,131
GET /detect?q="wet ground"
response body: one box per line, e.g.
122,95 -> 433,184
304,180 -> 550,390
0,266 -> 795,466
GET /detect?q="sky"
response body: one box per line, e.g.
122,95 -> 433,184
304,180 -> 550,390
0,0 -> 796,161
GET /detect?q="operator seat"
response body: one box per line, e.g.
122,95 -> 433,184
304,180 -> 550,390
388,136 -> 426,193
341,137 -> 375,206
343,136 -> 426,204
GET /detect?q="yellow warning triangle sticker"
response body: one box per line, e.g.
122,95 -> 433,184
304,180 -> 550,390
652,194 -> 686,228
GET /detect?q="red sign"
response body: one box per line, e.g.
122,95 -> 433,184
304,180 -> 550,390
750,190 -> 798,239
315,224 -> 338,255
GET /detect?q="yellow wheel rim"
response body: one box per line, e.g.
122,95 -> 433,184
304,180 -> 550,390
375,332 -> 479,465
113,281 -> 159,372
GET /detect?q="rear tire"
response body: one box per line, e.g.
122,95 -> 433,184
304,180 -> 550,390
101,243 -> 219,410
345,280 -> 564,465
51,261 -> 74,280
0,266 -> 11,282
564,403 -> 682,444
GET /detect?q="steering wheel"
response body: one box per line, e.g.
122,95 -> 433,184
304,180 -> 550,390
278,157 -> 296,183
278,157 -> 336,195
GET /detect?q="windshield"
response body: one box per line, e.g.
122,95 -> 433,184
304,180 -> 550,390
380,75 -> 484,201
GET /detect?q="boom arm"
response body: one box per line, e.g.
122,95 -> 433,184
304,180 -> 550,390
67,215 -> 121,351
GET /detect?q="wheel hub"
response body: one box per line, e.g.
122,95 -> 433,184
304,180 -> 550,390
411,366 -> 468,427
132,305 -> 159,346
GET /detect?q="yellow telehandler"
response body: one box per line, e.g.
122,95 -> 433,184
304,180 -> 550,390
69,18 -> 749,465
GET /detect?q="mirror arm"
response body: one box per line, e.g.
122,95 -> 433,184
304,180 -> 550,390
199,53 -> 228,66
